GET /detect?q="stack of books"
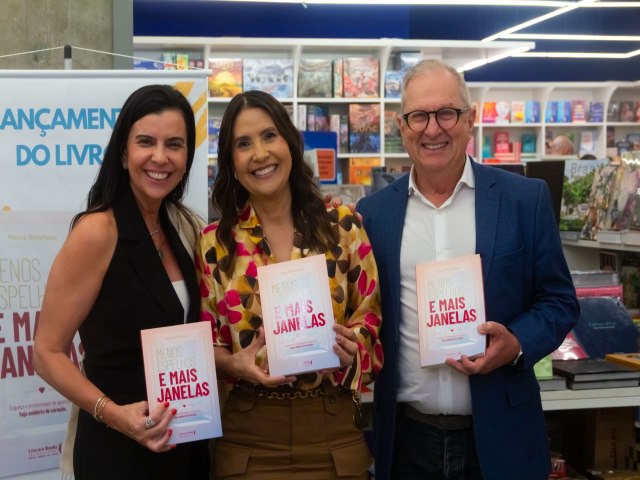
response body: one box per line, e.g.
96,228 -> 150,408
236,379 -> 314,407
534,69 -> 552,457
552,358 -> 640,390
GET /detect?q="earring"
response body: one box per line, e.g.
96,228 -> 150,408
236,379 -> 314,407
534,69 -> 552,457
234,172 -> 238,180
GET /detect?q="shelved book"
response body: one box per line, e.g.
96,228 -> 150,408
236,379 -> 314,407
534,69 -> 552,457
383,110 -> 404,154
208,58 -> 242,98
581,163 -> 619,240
342,57 -> 379,98
243,59 -> 294,99
298,58 -> 332,98
348,104 -> 380,154
258,254 -> 340,376
552,358 -> 640,387
559,158 -> 608,240
415,254 -> 486,367
140,322 -> 222,444
348,157 -> 381,185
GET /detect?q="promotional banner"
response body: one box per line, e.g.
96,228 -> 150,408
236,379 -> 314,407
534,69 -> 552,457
0,70 -> 209,478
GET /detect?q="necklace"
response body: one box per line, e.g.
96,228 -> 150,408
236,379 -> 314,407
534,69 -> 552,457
147,214 -> 161,237
157,238 -> 167,261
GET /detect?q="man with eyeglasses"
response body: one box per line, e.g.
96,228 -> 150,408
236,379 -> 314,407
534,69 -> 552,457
357,59 -> 578,480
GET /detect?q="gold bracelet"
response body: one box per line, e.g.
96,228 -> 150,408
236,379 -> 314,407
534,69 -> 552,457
93,394 -> 111,423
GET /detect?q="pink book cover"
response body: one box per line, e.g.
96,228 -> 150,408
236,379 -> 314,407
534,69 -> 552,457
258,254 -> 340,376
416,254 -> 486,367
141,322 -> 222,444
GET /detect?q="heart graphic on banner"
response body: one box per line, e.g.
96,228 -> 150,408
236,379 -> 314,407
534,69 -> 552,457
38,387 -> 45,393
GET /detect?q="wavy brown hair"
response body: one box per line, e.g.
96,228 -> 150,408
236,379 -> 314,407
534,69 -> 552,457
213,90 -> 336,272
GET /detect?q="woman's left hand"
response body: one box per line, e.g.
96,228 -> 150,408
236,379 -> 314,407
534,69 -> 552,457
332,324 -> 358,368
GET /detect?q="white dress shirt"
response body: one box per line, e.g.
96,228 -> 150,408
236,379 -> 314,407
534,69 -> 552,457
396,156 -> 477,415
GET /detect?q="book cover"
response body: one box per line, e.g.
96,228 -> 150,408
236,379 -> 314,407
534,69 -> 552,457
140,322 -> 222,444
207,117 -> 221,156
619,101 -> 636,122
525,100 -> 540,123
176,53 -> 189,71
526,160 -> 565,226
559,158 -> 608,234
162,52 -> 176,70
552,358 -> 640,382
384,110 -> 404,154
545,101 -> 558,123
332,58 -> 343,97
571,99 -> 587,123
607,101 -> 620,122
589,101 -> 604,122
415,254 -> 486,367
571,296 -> 640,359
621,252 -> 640,309
306,104 -> 330,132
348,103 -> 381,154
298,58 -> 333,98
581,163 -> 619,240
557,100 -> 572,123
207,58 -> 243,98
510,100 -> 525,123
551,330 -> 589,360
481,101 -> 497,124
348,157 -> 381,185
578,129 -> 597,158
521,133 -> 537,154
608,160 -> 640,232
342,57 -> 379,98
302,130 -> 338,184
493,131 -> 511,154
605,353 -> 640,371
495,101 -> 510,124
384,70 -> 403,99
243,59 -> 294,99
257,254 -> 340,376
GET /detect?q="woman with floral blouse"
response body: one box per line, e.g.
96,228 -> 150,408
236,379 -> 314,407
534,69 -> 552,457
195,90 -> 383,479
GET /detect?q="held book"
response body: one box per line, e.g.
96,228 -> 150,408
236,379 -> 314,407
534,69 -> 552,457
258,254 -> 340,377
140,322 -> 222,444
552,358 -> 640,382
415,254 -> 486,367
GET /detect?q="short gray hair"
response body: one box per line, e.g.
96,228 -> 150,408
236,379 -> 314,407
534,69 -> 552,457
401,58 -> 471,111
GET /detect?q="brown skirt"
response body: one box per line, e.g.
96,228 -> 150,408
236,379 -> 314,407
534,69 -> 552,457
211,381 -> 371,479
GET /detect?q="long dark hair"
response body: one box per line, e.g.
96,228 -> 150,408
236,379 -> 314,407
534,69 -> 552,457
213,90 -> 336,271
72,84 -> 197,228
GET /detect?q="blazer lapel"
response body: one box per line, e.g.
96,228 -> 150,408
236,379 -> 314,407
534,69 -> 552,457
115,185 -> 184,327
472,161 -> 500,283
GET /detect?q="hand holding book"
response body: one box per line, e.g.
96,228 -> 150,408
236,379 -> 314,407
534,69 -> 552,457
445,321 -> 520,375
215,327 -> 297,387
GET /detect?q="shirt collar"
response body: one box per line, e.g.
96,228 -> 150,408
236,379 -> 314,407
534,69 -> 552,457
407,155 -> 476,201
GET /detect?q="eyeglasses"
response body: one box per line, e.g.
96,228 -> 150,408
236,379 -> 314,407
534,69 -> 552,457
401,107 -> 469,132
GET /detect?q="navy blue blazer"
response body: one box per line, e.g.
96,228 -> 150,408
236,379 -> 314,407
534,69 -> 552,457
357,160 -> 579,480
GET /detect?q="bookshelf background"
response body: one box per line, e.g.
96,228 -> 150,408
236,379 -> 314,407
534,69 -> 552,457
134,36 -> 640,177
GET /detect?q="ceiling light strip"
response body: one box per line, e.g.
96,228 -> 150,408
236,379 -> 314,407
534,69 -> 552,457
215,0 -> 573,5
503,33 -> 640,41
482,0 -> 598,43
513,51 -> 635,59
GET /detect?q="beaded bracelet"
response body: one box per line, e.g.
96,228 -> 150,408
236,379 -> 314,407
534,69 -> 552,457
93,394 -> 112,423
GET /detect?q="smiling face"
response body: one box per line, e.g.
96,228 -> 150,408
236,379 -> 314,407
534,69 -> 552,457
123,109 -> 188,211
399,69 -> 474,179
231,107 -> 292,204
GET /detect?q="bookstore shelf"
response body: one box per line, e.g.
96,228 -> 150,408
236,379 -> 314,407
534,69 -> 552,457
540,386 -> 640,411
134,36 -> 639,169
362,387 -> 640,411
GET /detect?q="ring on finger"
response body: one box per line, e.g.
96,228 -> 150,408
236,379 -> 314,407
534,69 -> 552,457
144,415 -> 156,429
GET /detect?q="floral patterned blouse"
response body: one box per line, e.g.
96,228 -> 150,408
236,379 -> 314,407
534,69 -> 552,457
195,202 -> 383,392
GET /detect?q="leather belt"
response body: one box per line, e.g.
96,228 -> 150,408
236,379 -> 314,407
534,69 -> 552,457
402,404 -> 473,430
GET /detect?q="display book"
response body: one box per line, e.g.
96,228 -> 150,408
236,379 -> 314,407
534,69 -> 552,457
581,152 -> 640,244
551,295 -> 640,390
257,254 -> 340,376
415,253 -> 486,367
140,322 -> 222,443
